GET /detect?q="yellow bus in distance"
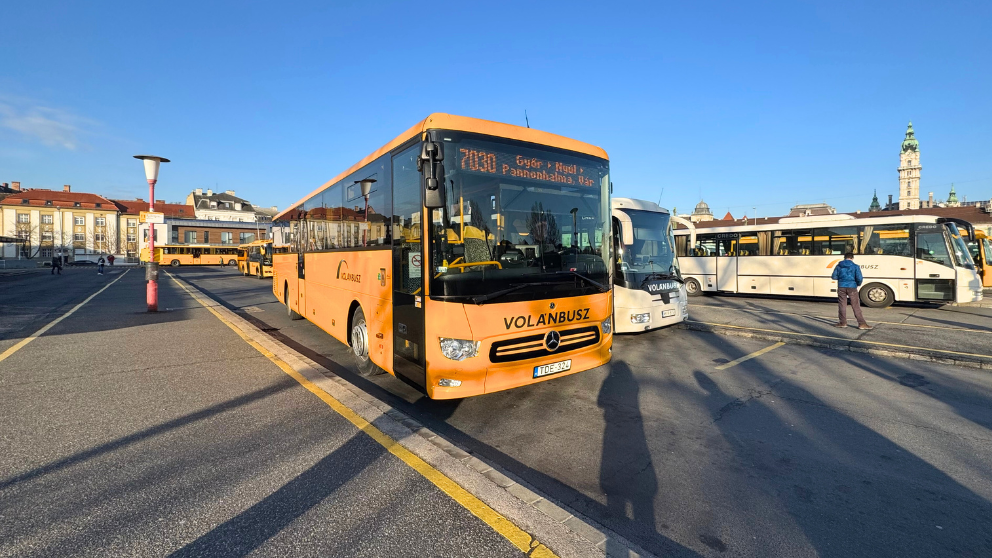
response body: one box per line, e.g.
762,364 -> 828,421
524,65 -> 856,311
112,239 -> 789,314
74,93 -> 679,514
968,230 -> 992,288
241,239 -> 280,278
272,113 -> 613,400
141,244 -> 240,267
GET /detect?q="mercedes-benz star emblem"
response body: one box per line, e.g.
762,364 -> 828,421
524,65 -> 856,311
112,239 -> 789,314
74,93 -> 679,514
549,302 -> 556,310
544,330 -> 561,352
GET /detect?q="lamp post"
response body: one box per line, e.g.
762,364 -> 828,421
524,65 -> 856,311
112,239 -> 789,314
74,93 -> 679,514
134,155 -> 170,312
356,179 -> 375,246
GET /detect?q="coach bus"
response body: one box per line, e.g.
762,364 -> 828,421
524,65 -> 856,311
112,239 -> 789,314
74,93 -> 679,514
141,244 -> 240,267
968,230 -> 992,288
272,113 -> 613,399
673,214 -> 983,307
611,198 -> 690,332
241,239 -> 275,278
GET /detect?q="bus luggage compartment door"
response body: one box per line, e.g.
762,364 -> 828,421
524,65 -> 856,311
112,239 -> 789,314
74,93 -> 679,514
716,256 -> 738,292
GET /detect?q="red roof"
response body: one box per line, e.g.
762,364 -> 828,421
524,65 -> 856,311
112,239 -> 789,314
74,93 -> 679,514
0,189 -> 115,209
722,211 -> 734,220
112,199 -> 194,218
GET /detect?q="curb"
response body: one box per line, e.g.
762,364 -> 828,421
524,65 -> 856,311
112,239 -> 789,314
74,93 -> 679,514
680,321 -> 992,370
169,273 -> 653,558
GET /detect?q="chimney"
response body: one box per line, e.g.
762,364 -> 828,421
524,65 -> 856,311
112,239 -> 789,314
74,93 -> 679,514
225,190 -> 235,195
888,194 -> 893,205
206,189 -> 213,196
156,199 -> 165,204
63,184 -> 71,193
12,181 -> 21,191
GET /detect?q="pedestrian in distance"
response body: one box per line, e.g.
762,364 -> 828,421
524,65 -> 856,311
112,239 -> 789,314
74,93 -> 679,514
97,255 -> 106,275
107,254 -> 115,266
832,252 -> 872,330
51,254 -> 62,275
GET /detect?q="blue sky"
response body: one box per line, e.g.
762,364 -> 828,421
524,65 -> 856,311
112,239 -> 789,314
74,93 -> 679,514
2,0 -> 989,218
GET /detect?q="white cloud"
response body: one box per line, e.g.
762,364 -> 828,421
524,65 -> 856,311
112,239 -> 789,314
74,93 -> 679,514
0,98 -> 97,151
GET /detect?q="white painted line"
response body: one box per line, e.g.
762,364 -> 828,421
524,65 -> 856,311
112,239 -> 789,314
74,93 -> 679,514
715,341 -> 785,370
0,270 -> 130,365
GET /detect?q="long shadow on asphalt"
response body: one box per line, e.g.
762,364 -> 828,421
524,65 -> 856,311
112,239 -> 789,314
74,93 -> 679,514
169,435 -> 384,557
0,378 -> 298,490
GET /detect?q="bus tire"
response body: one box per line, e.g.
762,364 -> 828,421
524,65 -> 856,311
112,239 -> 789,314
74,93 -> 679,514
685,277 -> 702,297
285,284 -> 303,320
170,260 -> 180,267
860,283 -> 894,308
229,259 -> 237,266
350,306 -> 385,376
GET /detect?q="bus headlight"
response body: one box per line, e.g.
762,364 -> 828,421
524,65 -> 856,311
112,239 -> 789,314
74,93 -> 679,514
601,317 -> 612,334
631,313 -> 651,324
439,338 -> 480,361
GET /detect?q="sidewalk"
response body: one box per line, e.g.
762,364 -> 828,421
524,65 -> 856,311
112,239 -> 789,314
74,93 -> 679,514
684,294 -> 992,369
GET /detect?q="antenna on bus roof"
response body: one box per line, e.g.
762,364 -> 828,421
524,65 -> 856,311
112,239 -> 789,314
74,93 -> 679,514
657,188 -> 664,206
524,110 -> 530,129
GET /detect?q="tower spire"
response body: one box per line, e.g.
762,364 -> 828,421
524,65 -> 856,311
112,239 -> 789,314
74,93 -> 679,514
869,189 -> 881,212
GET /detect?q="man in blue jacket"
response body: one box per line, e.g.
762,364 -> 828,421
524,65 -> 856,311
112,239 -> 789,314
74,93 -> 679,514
831,252 -> 872,329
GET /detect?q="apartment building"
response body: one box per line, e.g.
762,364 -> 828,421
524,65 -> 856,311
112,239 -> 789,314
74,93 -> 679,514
186,188 -> 269,222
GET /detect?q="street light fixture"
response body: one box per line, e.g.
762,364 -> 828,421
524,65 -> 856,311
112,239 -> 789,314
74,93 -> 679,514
134,155 -> 170,312
356,178 -> 375,246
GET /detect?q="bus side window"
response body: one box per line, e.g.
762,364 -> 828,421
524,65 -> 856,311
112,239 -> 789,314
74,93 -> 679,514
861,224 -> 910,256
695,235 -> 717,257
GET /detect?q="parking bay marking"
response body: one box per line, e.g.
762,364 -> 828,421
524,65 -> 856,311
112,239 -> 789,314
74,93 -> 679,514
168,273 -> 558,558
715,341 -> 786,370
0,269 -> 130,365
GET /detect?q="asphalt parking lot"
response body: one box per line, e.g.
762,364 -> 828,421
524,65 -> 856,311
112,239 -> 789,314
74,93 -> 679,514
166,267 -> 992,558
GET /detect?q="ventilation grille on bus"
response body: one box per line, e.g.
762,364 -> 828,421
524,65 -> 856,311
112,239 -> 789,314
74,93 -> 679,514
489,326 -> 601,363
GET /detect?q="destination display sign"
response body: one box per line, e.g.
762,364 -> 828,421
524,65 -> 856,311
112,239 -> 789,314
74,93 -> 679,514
457,143 -> 602,187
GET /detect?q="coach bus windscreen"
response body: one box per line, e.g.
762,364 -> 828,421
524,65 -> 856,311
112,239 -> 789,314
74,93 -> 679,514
618,209 -> 680,286
429,133 -> 611,304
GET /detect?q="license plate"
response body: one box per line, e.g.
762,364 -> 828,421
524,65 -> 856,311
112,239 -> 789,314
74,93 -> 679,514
534,360 -> 572,378
662,309 -> 676,318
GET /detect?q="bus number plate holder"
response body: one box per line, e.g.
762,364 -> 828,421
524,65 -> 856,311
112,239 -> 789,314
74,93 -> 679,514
662,309 -> 676,318
534,360 -> 571,378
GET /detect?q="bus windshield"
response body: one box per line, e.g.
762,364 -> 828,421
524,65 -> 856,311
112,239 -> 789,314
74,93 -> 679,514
620,209 -> 680,284
430,133 -> 611,303
946,223 -> 976,269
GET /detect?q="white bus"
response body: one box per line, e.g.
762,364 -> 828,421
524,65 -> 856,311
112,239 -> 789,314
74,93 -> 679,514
611,198 -> 690,332
673,214 -> 983,307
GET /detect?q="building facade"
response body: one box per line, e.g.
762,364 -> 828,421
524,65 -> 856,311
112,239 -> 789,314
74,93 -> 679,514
186,188 -> 270,222
898,122 -> 922,210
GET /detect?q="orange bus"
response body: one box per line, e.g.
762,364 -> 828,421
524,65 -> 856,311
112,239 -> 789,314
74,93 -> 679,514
141,244 -> 240,267
241,239 -> 273,278
968,231 -> 992,288
272,113 -> 613,399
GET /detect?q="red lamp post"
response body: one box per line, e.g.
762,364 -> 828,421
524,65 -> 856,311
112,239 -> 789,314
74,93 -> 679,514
133,155 -> 170,312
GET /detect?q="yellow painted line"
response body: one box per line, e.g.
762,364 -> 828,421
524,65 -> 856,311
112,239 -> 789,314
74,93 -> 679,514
715,342 -> 785,370
0,269 -> 130,365
692,320 -> 992,360
168,273 -> 557,558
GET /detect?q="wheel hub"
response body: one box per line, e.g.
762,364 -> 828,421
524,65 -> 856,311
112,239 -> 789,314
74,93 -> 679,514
868,288 -> 886,302
352,323 -> 369,361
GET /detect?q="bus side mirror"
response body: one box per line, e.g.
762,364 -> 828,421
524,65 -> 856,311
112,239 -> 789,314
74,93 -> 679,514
421,140 -> 445,209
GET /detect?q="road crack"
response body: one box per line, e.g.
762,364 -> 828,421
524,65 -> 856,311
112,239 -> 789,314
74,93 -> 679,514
713,378 -> 784,423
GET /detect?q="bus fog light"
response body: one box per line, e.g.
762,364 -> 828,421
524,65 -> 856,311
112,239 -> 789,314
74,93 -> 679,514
631,313 -> 651,324
601,317 -> 612,334
439,338 -> 480,361
438,378 -> 462,387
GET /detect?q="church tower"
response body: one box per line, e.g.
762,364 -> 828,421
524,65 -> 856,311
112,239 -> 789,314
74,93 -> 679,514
898,122 -> 921,210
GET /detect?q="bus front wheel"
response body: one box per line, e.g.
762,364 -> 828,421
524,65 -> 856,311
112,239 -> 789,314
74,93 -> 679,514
350,307 -> 385,377
285,285 -> 303,320
685,277 -> 702,297
860,283 -> 894,308
170,260 -> 180,267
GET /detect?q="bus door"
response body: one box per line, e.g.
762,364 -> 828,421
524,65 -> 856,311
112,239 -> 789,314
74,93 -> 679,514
715,233 -> 739,291
913,223 -> 955,301
192,247 -> 202,264
391,146 -> 426,387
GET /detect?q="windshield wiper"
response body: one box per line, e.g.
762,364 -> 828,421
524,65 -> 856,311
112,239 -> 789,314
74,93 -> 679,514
554,271 -> 610,292
434,281 -> 562,305
639,272 -> 684,284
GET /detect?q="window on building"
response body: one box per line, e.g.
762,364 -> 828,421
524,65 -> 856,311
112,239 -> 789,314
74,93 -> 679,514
185,231 -> 197,243
171,229 -> 179,243
239,232 -> 255,244
95,203 -> 102,208
203,231 -> 210,244
95,217 -> 106,226
21,199 -> 28,204
17,213 -> 30,223
74,202 -> 81,207
144,229 -> 159,242
74,233 -> 85,242
95,233 -> 105,243
42,231 -> 53,242
221,232 -> 233,244
45,200 -> 53,206
41,215 -> 53,224
41,248 -> 53,258
128,219 -> 137,227
74,216 -> 85,226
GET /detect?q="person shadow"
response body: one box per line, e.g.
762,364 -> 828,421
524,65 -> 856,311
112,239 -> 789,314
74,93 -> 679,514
598,360 -> 660,555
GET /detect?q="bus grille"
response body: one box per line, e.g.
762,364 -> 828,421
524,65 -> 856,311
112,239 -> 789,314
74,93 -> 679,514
489,326 -> 601,363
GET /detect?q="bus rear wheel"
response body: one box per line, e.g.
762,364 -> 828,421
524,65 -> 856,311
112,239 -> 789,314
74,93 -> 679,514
860,283 -> 894,308
285,285 -> 303,320
350,307 -> 385,376
685,277 -> 702,297
170,260 -> 180,267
